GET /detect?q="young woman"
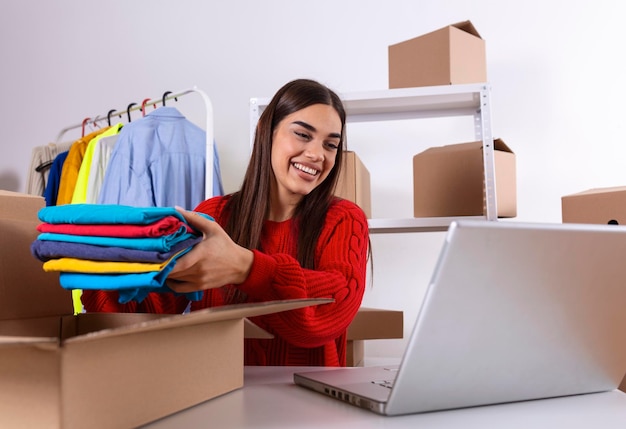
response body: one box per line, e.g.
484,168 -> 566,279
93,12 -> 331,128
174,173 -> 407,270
82,79 -> 370,367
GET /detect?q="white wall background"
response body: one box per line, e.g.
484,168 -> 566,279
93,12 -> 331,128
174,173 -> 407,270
2,0 -> 625,361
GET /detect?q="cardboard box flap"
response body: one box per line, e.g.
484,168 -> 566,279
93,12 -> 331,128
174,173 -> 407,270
0,190 -> 45,221
66,298 -> 333,344
452,20 -> 481,38
418,138 -> 512,156
0,336 -> 57,348
492,138 -> 512,153
564,186 -> 626,197
244,318 -> 273,339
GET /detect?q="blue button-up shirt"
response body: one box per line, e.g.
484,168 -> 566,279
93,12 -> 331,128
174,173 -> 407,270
97,106 -> 223,209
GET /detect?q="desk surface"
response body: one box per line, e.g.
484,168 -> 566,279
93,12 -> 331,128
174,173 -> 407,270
143,366 -> 626,428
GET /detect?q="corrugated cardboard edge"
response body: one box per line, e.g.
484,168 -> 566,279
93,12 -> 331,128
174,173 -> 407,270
563,186 -> 626,198
65,298 -> 334,344
451,20 -> 481,39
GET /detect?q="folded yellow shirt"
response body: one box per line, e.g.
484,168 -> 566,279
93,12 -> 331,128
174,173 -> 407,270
43,256 -> 173,274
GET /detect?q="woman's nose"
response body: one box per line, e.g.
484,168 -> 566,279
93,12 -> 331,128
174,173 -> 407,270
304,141 -> 324,161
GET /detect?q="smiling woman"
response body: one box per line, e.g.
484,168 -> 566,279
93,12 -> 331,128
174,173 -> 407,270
82,79 -> 371,367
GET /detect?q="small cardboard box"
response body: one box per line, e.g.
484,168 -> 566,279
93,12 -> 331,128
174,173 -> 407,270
346,307 -> 403,367
335,151 -> 372,218
561,187 -> 626,225
0,190 -> 330,428
412,139 -> 516,218
388,20 -> 487,89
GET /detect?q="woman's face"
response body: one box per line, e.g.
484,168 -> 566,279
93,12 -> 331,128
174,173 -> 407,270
270,103 -> 342,207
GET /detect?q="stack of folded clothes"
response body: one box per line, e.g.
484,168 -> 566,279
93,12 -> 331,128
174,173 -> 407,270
30,204 -> 207,305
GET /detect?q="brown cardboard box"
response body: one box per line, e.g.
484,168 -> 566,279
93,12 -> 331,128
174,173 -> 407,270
412,139 -> 516,218
388,20 -> 487,89
346,307 -> 403,367
335,151 -> 372,218
561,186 -> 626,225
0,190 -> 331,428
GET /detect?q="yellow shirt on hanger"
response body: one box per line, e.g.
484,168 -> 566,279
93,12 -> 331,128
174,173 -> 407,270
56,127 -> 111,206
71,123 -> 123,204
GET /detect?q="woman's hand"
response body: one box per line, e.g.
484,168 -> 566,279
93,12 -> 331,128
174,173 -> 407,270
167,207 -> 254,293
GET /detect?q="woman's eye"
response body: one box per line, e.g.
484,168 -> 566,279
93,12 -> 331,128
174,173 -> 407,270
325,142 -> 339,150
294,131 -> 311,140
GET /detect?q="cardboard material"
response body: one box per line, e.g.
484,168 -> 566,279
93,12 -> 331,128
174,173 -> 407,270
346,307 -> 404,367
0,190 -> 334,428
412,139 -> 517,218
0,300 -> 330,429
388,20 -> 487,89
0,190 -> 402,426
561,186 -> 626,225
335,151 -> 372,218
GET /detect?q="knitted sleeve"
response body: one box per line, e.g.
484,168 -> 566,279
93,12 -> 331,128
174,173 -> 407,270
240,200 -> 369,349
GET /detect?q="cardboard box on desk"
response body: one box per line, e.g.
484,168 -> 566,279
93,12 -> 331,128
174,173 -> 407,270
335,151 -> 372,218
388,20 -> 487,88
0,190 -> 331,429
561,186 -> 626,225
346,308 -> 403,367
412,139 -> 517,218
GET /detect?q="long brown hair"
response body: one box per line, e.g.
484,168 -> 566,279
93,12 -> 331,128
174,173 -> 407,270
223,78 -> 346,268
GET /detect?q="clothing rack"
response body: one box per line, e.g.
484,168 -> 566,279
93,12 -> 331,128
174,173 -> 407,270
55,86 -> 215,199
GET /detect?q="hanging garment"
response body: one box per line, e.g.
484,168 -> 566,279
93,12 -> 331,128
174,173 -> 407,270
85,133 -> 119,204
71,123 -> 123,204
56,127 -> 111,206
97,107 -> 224,210
43,150 -> 69,206
26,141 -> 74,196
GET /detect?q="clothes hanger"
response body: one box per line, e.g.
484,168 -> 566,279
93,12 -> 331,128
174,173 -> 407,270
107,109 -> 116,127
81,117 -> 91,137
141,98 -> 152,117
162,91 -> 178,106
126,103 -> 137,123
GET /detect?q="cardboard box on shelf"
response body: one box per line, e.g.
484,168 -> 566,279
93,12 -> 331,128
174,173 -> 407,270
561,186 -> 626,225
388,20 -> 487,89
412,139 -> 516,218
0,190 -> 332,429
335,151 -> 372,218
346,307 -> 404,367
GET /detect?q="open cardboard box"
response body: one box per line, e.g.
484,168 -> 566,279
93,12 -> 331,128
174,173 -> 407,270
0,190 -> 404,426
0,190 -> 334,428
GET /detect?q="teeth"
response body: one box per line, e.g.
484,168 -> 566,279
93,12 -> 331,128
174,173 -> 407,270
293,162 -> 318,176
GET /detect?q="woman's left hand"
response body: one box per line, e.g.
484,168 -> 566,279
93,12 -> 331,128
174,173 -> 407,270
166,207 -> 254,293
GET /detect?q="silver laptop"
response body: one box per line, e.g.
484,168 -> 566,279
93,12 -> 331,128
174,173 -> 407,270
294,220 -> 626,415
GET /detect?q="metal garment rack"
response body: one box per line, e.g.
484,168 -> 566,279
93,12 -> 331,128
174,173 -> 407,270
55,86 -> 215,199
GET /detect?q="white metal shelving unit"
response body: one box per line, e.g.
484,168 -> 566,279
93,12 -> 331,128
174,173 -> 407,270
249,83 -> 497,233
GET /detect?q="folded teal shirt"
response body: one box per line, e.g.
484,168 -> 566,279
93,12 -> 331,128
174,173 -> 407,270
37,204 -> 208,225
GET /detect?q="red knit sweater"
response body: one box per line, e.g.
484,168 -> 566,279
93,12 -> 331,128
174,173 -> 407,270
82,197 -> 369,367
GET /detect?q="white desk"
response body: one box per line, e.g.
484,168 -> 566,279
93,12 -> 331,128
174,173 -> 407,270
141,366 -> 626,428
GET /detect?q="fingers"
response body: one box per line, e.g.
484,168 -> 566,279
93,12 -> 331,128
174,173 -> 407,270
175,206 -> 214,237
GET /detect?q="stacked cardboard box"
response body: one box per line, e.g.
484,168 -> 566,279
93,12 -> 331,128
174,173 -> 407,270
561,186 -> 626,225
412,139 -> 517,218
388,20 -> 487,89
335,151 -> 372,218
